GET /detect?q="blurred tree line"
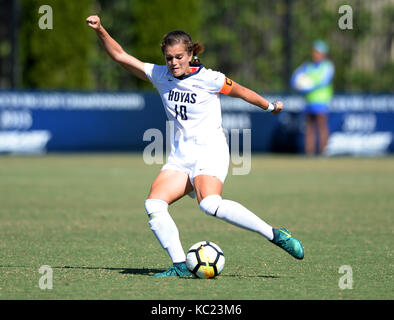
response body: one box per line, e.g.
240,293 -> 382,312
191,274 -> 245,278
1,0 -> 393,92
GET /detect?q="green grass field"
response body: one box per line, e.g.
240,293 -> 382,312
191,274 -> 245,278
0,154 -> 393,300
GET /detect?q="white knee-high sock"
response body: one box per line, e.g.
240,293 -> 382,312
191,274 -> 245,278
145,199 -> 186,263
199,195 -> 274,240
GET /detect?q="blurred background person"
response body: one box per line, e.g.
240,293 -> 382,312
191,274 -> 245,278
291,40 -> 335,155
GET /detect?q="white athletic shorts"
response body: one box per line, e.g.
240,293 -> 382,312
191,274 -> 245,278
161,130 -> 230,188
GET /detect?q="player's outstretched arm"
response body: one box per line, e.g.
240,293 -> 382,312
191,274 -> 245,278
227,81 -> 283,114
86,15 -> 148,81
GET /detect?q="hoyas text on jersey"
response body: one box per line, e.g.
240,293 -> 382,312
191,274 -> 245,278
167,90 -> 197,104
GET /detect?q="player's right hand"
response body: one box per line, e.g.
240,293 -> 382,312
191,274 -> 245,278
86,15 -> 101,30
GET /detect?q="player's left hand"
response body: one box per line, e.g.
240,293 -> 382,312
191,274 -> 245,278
272,101 -> 283,114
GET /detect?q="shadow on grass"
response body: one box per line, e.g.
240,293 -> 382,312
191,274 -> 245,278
222,274 -> 280,279
60,266 -> 279,278
0,265 -> 280,278
59,265 -> 163,275
0,265 -> 162,276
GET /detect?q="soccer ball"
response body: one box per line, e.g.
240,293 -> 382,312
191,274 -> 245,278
294,73 -> 314,91
186,241 -> 225,279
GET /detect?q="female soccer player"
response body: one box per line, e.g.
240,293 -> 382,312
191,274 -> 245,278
86,15 -> 304,277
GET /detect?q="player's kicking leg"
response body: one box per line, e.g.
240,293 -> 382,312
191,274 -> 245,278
194,175 -> 304,260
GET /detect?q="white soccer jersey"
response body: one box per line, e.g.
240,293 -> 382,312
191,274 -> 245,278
144,63 -> 227,143
144,63 -> 231,184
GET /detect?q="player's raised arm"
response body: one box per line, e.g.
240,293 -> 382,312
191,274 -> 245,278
86,15 -> 148,81
223,79 -> 283,114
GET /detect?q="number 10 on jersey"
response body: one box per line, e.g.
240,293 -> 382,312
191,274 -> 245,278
175,104 -> 188,120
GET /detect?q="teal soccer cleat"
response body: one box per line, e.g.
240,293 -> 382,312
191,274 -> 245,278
271,228 -> 304,260
152,262 -> 192,278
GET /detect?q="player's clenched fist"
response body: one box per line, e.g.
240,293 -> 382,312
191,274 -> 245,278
86,15 -> 101,30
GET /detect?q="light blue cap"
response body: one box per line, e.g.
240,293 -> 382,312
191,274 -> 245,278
313,40 -> 329,54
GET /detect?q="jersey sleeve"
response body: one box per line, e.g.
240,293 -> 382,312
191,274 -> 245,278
144,63 -> 156,83
144,63 -> 168,87
202,69 -> 227,94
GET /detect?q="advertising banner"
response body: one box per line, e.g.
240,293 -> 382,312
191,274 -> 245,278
0,91 -> 393,155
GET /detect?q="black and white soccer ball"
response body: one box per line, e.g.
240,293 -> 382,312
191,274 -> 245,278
186,241 -> 225,279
